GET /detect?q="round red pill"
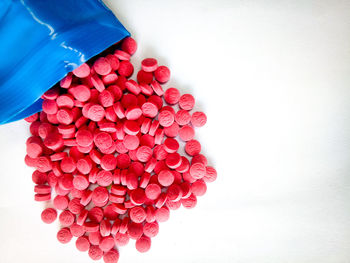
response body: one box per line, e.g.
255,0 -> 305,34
92,186 -> 109,204
181,193 -> 197,209
130,188 -> 146,205
127,222 -> 143,240
32,170 -> 47,185
71,188 -> 84,199
76,158 -> 93,174
122,37 -> 137,55
34,184 -> 51,194
129,206 -> 147,223
189,162 -> 206,179
99,90 -> 114,107
68,198 -> 84,215
73,63 -> 90,78
103,249 -> 119,263
69,85 -> 91,102
47,172 -> 58,187
115,50 -> 130,61
137,70 -> 153,84
176,156 -> 190,173
57,228 -> 73,244
136,146 -> 153,163
123,120 -> 139,135
154,128 -> 164,145
154,160 -> 167,174
53,195 -> 69,210
141,58 -> 158,72
191,179 -> 207,196
43,87 -> 59,100
145,206 -> 156,223
167,184 -> 183,201
94,132 -> 113,150
101,154 -> 117,171
135,235 -> 151,253
118,60 -> 134,77
94,57 -> 112,76
180,182 -> 192,199
89,231 -> 102,245
24,112 -> 39,122
141,102 -> 158,118
59,210 -> 75,227
157,170 -> 174,187
61,157 -> 77,173
77,209 -> 88,226
73,175 -> 89,190
89,245 -> 103,261
163,138 -> 179,153
155,192 -> 167,208
191,111 -> 207,127
100,220 -> 112,237
111,218 -> 121,235
155,206 -> 170,222
99,236 -> 115,252
164,122 -> 179,138
76,236 -> 90,252
165,153 -> 182,169
58,174 -> 74,190
125,80 -> 141,95
178,125 -> 195,141
42,99 -> 58,115
185,139 -> 201,156
179,94 -> 195,110
204,166 -> 217,183
70,223 -> 85,237
154,65 -> 170,83
88,104 -> 105,122
140,134 -> 155,148
140,83 -> 153,96
150,80 -> 164,96
114,232 -> 129,247
57,94 -> 74,109
106,54 -> 120,71
111,185 -> 127,196
123,135 -> 139,150
56,108 -> 74,125
41,208 -> 57,224
143,221 -> 159,238
104,205 -> 119,220
125,106 -> 142,120
164,87 -> 180,105
139,172 -> 151,188
116,153 -> 131,169
34,193 -> 51,201
158,110 -> 175,128
148,120 -> 159,136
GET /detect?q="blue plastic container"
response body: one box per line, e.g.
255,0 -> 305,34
0,0 -> 129,124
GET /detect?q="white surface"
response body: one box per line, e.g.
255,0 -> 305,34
1,0 -> 350,262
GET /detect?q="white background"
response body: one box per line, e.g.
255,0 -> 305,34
1,0 -> 350,262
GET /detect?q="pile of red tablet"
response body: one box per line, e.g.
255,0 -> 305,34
24,37 -> 217,263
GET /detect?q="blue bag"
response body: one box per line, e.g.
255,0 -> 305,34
0,0 -> 129,124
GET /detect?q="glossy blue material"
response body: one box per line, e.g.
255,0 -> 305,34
0,0 -> 129,124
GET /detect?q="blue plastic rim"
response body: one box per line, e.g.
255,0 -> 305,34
0,0 -> 129,124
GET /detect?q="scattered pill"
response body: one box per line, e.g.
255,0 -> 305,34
154,66 -> 170,83
24,37 -> 216,261
41,208 -> 57,224
141,58 -> 158,72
